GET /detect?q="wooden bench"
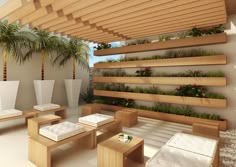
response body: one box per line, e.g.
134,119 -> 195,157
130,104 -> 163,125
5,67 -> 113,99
29,106 -> 67,119
81,103 -> 101,116
28,115 -> 96,167
0,110 -> 37,125
28,115 -> 62,136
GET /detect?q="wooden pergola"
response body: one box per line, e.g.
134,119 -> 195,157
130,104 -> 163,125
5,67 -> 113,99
0,0 -> 230,43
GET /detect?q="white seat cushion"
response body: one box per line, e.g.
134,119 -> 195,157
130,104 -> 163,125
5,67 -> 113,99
78,113 -> 114,127
0,109 -> 23,119
33,103 -> 60,111
39,122 -> 85,141
166,133 -> 217,157
146,145 -> 212,167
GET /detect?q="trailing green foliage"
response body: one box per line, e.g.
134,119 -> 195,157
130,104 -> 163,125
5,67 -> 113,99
189,24 -> 224,37
95,97 -> 221,120
95,83 -> 225,99
100,70 -> 225,77
96,49 -> 222,64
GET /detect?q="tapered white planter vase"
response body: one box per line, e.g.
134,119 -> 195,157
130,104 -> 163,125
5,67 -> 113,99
0,81 -> 19,110
34,80 -> 55,105
65,79 -> 82,108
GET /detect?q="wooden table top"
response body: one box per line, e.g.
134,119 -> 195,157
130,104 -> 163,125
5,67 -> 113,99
98,133 -> 144,154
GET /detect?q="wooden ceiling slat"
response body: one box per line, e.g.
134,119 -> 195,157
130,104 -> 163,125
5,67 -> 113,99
20,5 -> 53,26
40,15 -> 68,29
77,32 -> 115,39
131,19 -> 226,38
63,0 -> 103,15
71,29 -> 104,37
39,0 -> 55,7
89,0 -> 176,24
97,0 -> 224,28
73,0 -> 127,19
55,23 -> 84,33
49,20 -> 77,31
117,11 -> 225,34
108,5 -> 225,31
66,25 -> 92,34
125,16 -> 226,36
51,0 -> 79,11
31,12 -> 59,26
81,0 -> 150,21
8,0 -> 42,24
0,0 -> 25,19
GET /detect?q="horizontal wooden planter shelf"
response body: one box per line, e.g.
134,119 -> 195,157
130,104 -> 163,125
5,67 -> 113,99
94,90 -> 226,108
94,33 -> 227,56
95,104 -> 227,131
93,76 -> 226,86
94,55 -> 226,69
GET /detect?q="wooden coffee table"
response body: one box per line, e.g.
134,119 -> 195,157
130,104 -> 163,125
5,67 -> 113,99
79,119 -> 122,146
30,106 -> 67,119
97,133 -> 144,167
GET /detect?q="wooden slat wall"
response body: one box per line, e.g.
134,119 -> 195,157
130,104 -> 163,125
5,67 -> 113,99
0,0 -> 227,43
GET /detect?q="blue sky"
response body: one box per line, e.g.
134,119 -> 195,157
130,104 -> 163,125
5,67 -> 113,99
89,42 -> 122,67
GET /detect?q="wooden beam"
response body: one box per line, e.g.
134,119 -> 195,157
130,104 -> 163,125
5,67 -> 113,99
118,14 -> 226,35
109,6 -> 225,31
81,0 -> 150,21
31,10 -> 60,27
62,0 -> 103,15
73,0 -> 127,18
131,21 -> 225,39
55,23 -> 84,33
0,0 -> 25,19
8,0 -> 42,24
20,5 -> 53,26
99,0 -> 225,28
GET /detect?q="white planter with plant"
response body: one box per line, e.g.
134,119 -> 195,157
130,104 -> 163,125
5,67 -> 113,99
0,81 -> 19,110
33,80 -> 55,105
65,79 -> 82,108
53,38 -> 89,108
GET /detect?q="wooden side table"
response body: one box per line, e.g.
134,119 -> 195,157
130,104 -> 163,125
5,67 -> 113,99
97,134 -> 144,167
115,109 -> 138,127
81,103 -> 101,116
28,115 -> 62,136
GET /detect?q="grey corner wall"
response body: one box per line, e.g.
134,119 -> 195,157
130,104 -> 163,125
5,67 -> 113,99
0,51 -> 89,110
122,15 -> 236,129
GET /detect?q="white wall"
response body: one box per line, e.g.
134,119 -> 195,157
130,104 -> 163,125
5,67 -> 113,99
122,15 -> 236,128
0,51 -> 89,110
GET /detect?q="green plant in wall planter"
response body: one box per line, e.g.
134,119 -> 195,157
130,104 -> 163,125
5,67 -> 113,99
94,42 -> 111,50
189,24 -> 224,37
53,38 -> 89,108
136,67 -> 152,77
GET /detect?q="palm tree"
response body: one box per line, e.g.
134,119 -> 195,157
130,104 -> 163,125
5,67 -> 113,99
0,20 -> 34,81
53,38 -> 89,79
25,28 -> 60,80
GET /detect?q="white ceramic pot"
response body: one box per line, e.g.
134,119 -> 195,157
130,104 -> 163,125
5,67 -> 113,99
0,81 -> 19,110
34,80 -> 55,105
65,79 -> 82,108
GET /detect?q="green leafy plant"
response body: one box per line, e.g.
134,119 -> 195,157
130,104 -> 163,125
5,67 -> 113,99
24,28 -> 61,80
0,20 -> 34,81
53,38 -> 89,79
175,84 -> 207,97
135,67 -> 152,77
126,39 -> 150,46
159,35 -> 172,41
94,42 -> 111,50
189,24 -> 224,37
81,87 -> 94,103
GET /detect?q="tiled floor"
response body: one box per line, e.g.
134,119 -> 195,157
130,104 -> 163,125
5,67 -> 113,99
0,107 -> 191,167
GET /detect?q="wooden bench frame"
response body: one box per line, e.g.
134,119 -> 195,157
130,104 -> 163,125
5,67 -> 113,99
0,110 -> 37,125
28,115 -> 96,167
30,106 -> 67,119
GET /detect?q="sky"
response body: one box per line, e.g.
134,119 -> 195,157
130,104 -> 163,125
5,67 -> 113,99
88,42 -> 123,67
